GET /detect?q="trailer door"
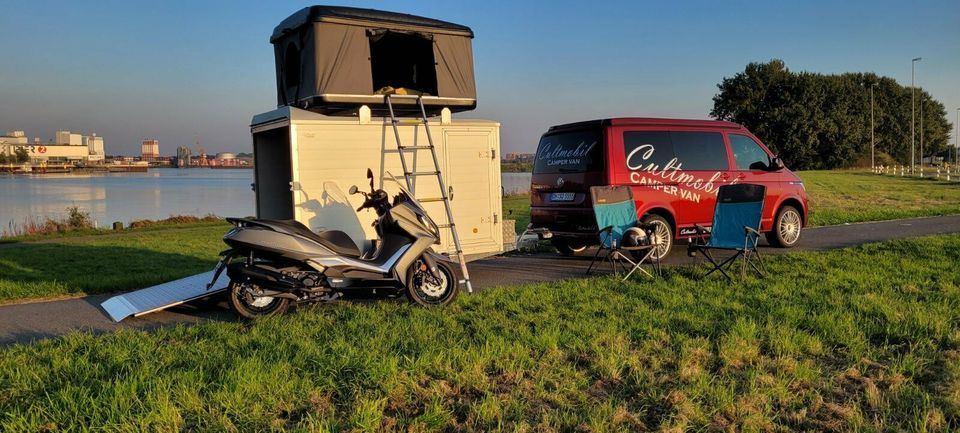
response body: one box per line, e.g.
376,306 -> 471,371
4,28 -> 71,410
443,129 -> 500,255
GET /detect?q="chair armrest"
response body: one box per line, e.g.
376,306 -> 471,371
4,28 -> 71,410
745,226 -> 762,236
597,225 -> 614,236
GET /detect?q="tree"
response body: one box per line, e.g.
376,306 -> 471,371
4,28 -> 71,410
14,147 -> 29,163
711,60 -> 952,169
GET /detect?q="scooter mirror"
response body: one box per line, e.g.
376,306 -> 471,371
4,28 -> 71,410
366,168 -> 374,191
348,185 -> 359,195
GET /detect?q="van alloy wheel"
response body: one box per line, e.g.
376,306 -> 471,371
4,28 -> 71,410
641,215 -> 673,261
766,205 -> 802,248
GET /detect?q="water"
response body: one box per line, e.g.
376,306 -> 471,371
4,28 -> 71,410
1,168 -> 255,229
1,169 -> 534,230
502,172 -> 531,195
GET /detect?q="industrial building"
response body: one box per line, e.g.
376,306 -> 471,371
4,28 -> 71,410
0,130 -> 105,164
141,139 -> 160,162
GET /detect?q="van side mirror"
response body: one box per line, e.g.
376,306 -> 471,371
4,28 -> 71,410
770,157 -> 785,171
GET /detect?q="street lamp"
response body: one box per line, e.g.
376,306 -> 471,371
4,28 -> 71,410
920,93 -> 924,176
869,82 -> 878,168
911,57 -> 922,174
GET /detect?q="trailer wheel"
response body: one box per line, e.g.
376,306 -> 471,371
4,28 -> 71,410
407,260 -> 458,306
229,281 -> 291,319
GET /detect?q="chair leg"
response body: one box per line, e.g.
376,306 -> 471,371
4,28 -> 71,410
622,249 -> 654,282
586,246 -> 606,276
704,251 -> 740,281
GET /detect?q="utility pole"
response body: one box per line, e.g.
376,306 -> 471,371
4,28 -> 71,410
911,57 -> 921,174
956,108 -> 959,165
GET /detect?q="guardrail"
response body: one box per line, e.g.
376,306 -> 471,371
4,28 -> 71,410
870,164 -> 960,182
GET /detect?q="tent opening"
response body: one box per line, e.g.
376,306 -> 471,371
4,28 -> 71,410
369,31 -> 438,96
282,42 -> 301,92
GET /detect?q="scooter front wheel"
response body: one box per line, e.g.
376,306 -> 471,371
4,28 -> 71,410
406,259 -> 458,306
228,281 -> 291,319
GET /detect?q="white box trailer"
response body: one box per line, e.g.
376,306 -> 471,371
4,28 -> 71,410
250,106 -> 503,260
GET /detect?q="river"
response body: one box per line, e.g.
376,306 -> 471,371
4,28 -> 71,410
1,169 -> 533,230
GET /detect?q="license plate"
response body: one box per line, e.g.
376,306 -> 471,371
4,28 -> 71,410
550,192 -> 575,202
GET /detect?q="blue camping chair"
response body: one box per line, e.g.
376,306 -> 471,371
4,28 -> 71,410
688,183 -> 767,280
585,186 -> 661,280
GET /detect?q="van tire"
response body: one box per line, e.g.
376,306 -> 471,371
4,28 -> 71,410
766,205 -> 802,248
551,238 -> 587,256
641,214 -> 673,261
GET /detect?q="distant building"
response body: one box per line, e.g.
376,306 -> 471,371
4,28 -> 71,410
1,130 -> 103,164
83,133 -> 105,163
141,139 -> 160,162
503,152 -> 534,163
175,146 -> 193,168
215,152 -> 236,160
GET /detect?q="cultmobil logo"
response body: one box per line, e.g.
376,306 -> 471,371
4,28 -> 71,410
537,140 -> 596,167
626,144 -> 737,203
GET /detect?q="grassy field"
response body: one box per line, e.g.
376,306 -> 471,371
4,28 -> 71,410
0,224 -> 228,301
801,171 -> 960,226
502,171 -> 960,233
1,234 -> 958,431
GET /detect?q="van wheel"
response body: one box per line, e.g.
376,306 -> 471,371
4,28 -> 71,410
551,238 -> 587,256
641,214 -> 673,261
766,205 -> 802,247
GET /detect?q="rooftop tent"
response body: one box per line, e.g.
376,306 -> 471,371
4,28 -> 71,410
271,5 -> 477,116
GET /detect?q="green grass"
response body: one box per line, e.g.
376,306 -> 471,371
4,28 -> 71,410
1,235 -> 958,431
501,171 -> 960,233
801,171 -> 960,226
0,224 -> 228,301
502,194 -> 531,233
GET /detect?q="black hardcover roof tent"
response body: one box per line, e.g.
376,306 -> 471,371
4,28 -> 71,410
271,5 -> 477,116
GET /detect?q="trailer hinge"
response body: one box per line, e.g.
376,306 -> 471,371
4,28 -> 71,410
289,181 -> 302,191
493,213 -> 499,224
491,149 -> 496,160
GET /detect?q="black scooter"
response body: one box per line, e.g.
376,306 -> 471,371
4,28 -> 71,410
210,169 -> 461,318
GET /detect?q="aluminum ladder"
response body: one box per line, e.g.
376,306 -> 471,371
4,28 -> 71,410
384,94 -> 474,293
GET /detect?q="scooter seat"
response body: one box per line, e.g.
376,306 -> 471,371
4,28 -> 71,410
256,219 -> 361,257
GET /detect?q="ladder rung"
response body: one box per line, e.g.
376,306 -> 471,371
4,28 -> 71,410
405,171 -> 440,177
417,197 -> 447,203
437,223 -> 455,229
398,145 -> 433,150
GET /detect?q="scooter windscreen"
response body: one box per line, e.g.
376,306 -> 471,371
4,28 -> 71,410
381,171 -> 442,238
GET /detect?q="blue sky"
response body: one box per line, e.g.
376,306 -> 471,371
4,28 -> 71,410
1,0 -> 958,155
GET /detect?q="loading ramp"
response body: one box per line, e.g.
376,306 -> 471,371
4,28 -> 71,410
100,271 -> 229,322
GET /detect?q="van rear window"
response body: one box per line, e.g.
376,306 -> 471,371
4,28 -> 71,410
533,130 -> 603,174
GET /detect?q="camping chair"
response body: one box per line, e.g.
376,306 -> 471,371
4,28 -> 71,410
585,186 -> 661,281
688,183 -> 767,281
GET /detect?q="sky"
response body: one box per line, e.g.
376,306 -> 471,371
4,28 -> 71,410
1,0 -> 958,156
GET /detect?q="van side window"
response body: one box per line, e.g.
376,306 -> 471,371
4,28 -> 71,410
669,132 -> 727,170
623,131 -> 672,171
729,134 -> 771,170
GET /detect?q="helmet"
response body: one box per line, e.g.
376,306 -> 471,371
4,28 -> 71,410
621,227 -> 651,248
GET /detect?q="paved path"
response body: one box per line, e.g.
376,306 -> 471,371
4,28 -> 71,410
2,215 -> 959,346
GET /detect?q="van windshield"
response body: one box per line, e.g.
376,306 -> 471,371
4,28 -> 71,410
533,130 -> 603,174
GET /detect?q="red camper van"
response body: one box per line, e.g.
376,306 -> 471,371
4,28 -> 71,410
530,118 -> 808,259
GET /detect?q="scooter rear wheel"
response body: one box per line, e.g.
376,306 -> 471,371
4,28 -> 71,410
229,281 -> 291,319
406,260 -> 458,306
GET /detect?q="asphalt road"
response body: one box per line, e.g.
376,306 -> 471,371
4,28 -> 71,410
2,214 -> 960,346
